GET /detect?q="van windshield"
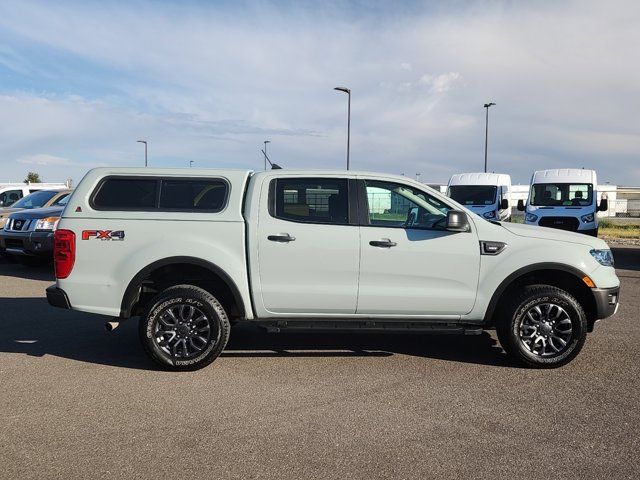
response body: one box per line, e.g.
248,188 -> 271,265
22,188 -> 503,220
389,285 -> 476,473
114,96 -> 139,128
448,185 -> 497,206
530,183 -> 593,206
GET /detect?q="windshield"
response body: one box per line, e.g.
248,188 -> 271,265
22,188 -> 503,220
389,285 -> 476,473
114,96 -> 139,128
448,185 -> 497,206
530,183 -> 593,206
11,190 -> 57,209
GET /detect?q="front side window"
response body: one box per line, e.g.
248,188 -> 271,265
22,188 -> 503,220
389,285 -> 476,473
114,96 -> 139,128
0,189 -> 23,206
273,178 -> 349,224
530,183 -> 593,206
11,190 -> 57,209
448,185 -> 497,206
365,180 -> 451,229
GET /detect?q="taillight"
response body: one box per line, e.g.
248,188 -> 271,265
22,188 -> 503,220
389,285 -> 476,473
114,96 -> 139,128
54,229 -> 75,279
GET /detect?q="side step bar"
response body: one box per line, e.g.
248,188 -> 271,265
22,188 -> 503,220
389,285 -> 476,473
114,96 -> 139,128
255,320 -> 483,335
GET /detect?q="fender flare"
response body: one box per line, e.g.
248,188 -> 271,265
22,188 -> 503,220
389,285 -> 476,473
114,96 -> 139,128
119,256 -> 246,319
483,262 -> 590,324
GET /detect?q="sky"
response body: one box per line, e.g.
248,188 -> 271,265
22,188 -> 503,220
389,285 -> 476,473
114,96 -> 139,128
0,0 -> 639,186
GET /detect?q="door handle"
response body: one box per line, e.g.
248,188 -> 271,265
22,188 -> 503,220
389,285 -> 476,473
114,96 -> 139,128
268,233 -> 296,242
369,239 -> 397,248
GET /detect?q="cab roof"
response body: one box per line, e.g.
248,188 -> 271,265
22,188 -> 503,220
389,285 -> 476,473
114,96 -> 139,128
448,172 -> 511,186
532,169 -> 597,185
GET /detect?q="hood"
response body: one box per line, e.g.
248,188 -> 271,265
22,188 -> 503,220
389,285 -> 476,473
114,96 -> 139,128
500,222 -> 608,249
9,206 -> 64,220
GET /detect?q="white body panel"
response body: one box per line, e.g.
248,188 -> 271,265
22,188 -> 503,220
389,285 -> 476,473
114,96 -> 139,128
447,172 -> 512,222
56,167 -> 619,324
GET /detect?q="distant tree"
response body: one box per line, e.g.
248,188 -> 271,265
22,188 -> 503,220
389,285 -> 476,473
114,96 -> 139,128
24,172 -> 42,184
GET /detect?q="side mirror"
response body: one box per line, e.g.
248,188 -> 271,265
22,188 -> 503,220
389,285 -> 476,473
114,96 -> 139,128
598,198 -> 608,212
517,199 -> 525,211
500,198 -> 509,210
446,210 -> 470,232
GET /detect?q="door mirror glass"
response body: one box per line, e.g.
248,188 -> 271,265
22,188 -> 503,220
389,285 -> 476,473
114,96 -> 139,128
598,198 -> 608,212
500,198 -> 509,210
446,210 -> 470,232
517,199 -> 525,211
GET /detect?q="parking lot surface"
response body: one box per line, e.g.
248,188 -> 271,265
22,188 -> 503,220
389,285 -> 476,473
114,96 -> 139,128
1,248 -> 639,479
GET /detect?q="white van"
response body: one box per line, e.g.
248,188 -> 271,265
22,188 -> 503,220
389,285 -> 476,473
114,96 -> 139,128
0,183 -> 68,208
518,169 -> 607,236
447,173 -> 511,221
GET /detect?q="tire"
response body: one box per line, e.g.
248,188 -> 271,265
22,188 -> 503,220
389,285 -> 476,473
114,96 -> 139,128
139,285 -> 231,371
496,285 -> 587,368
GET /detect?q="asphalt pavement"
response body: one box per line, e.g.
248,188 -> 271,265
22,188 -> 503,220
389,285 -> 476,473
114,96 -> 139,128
0,248 -> 638,479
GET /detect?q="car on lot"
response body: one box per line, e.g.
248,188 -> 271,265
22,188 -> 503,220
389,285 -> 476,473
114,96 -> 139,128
0,195 -> 70,265
0,182 -> 69,207
46,168 -> 619,370
0,189 -> 72,229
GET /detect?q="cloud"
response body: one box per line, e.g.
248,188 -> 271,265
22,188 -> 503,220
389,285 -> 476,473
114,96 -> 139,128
0,0 -> 637,185
17,154 -> 73,166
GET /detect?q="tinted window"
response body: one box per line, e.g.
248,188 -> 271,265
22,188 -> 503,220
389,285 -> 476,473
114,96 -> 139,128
273,178 -> 349,224
159,179 -> 228,211
11,190 -> 57,209
0,190 -> 23,206
530,183 -> 593,206
448,185 -> 497,206
93,178 -> 158,209
365,180 -> 451,230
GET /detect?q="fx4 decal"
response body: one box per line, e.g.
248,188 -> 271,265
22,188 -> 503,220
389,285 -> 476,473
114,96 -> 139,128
82,230 -> 125,241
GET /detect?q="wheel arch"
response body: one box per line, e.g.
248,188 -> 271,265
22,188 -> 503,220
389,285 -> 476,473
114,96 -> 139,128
120,256 -> 246,320
484,263 -> 598,328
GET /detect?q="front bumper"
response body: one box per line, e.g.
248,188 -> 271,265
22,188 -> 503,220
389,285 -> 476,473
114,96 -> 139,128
592,286 -> 620,319
0,230 -> 54,256
46,285 -> 71,309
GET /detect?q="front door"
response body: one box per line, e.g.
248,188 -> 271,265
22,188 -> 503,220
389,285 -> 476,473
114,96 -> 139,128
357,179 -> 480,316
256,176 -> 360,315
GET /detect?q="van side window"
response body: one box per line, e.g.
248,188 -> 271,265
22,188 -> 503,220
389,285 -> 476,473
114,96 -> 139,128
0,190 -> 23,206
272,178 -> 349,225
93,178 -> 158,209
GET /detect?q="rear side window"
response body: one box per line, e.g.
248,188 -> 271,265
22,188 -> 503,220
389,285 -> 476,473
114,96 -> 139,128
91,177 -> 229,212
272,178 -> 349,224
159,179 -> 227,211
93,178 -> 157,209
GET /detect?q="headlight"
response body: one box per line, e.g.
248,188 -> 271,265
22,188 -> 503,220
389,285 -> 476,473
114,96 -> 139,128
35,216 -> 60,231
525,213 -> 538,223
483,210 -> 496,219
581,213 -> 594,223
590,249 -> 614,267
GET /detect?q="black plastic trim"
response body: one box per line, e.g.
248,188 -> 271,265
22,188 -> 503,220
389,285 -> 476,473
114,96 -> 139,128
46,285 -> 71,309
592,286 -> 619,319
483,262 -> 591,324
119,256 -> 245,319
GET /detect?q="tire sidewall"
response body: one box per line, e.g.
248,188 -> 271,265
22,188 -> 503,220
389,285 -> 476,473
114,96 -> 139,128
141,288 -> 229,369
510,291 -> 586,366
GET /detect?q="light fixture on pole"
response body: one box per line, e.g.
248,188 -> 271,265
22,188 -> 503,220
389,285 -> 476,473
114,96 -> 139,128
483,102 -> 495,173
136,140 -> 148,167
263,140 -> 271,171
334,87 -> 351,170
416,173 -> 421,182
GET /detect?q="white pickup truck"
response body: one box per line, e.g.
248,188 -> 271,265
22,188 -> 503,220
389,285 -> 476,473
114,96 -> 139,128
46,168 -> 620,370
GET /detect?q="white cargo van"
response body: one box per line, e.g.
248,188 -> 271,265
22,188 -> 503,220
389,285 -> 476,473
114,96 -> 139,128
518,169 -> 607,236
447,173 -> 511,221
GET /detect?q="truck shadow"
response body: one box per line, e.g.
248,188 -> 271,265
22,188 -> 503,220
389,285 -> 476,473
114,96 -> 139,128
0,258 -> 54,281
0,298 -> 512,370
611,247 -> 640,272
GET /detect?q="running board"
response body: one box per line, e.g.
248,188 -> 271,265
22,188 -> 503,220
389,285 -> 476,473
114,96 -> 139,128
256,320 -> 483,335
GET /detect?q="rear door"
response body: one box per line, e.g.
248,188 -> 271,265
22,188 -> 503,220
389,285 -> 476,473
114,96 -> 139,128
256,176 -> 360,315
357,178 -> 480,316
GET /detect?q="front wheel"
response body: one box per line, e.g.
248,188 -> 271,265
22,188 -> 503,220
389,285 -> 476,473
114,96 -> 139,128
496,285 -> 587,368
139,285 -> 231,371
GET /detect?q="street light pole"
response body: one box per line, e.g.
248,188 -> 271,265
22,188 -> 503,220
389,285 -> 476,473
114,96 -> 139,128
137,140 -> 148,167
189,161 -> 194,168
334,87 -> 351,170
483,102 -> 495,173
263,140 -> 271,171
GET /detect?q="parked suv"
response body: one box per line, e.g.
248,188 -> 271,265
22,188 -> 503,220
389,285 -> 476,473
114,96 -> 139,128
47,168 -> 619,370
0,189 -> 72,229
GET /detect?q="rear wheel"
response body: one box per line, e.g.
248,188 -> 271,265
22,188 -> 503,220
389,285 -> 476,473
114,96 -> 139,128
496,285 -> 587,368
139,285 -> 231,371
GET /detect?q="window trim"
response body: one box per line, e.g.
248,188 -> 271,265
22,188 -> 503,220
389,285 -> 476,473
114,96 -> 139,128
358,179 -> 454,231
268,177 -> 356,226
89,175 -> 231,213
